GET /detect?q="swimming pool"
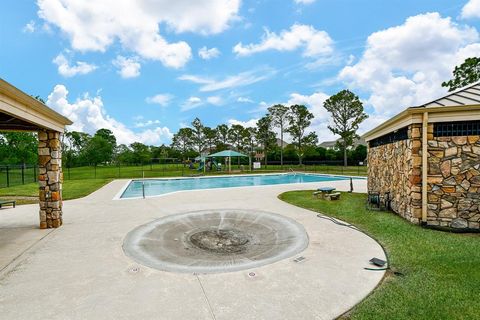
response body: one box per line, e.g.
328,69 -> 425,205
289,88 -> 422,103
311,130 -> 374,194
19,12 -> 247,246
118,173 -> 360,199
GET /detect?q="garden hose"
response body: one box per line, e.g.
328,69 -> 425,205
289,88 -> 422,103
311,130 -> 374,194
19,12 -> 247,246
316,213 -> 391,271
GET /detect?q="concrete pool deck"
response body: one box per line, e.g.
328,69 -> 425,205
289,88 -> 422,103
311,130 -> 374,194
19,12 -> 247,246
0,178 -> 385,320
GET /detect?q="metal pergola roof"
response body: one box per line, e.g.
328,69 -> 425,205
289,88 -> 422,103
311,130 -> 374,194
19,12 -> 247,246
421,81 -> 480,108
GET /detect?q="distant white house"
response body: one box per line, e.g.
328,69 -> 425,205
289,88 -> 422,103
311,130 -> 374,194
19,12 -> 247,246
275,138 -> 289,147
318,140 -> 336,149
319,137 -> 366,150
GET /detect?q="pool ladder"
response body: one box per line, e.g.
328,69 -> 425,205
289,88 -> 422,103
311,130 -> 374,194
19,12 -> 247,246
142,171 -> 146,199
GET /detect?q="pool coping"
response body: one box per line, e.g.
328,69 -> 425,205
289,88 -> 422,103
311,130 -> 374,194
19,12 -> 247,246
113,172 -> 366,200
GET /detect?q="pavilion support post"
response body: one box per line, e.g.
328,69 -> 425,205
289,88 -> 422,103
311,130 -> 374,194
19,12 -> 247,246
38,130 -> 63,229
421,112 -> 429,224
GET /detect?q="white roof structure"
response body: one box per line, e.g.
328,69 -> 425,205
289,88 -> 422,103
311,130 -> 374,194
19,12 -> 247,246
319,137 -> 366,149
421,81 -> 480,108
363,81 -> 480,141
0,78 -> 72,132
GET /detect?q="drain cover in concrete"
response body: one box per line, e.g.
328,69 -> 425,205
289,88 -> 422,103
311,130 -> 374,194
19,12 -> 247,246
123,209 -> 309,274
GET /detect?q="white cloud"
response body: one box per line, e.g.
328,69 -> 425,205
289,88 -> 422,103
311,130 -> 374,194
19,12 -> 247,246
288,92 -> 329,121
134,119 -> 161,128
223,89 -> 381,144
287,92 -> 335,141
37,0 -> 240,68
47,84 -> 172,145
207,96 -> 222,105
181,96 -> 203,111
357,114 -> 389,136
146,94 -> 173,107
180,95 -> 222,111
294,0 -> 316,4
339,12 -> 480,116
177,75 -> 212,85
198,46 -> 221,60
231,91 -> 330,141
112,56 -> 141,78
285,91 -> 391,141
53,53 -> 97,77
136,127 -> 174,145
178,69 -> 275,92
227,115 -> 292,142
259,101 -> 268,107
227,118 -> 258,128
346,54 -> 355,65
233,24 -> 333,58
247,101 -> 269,114
462,0 -> 480,19
23,20 -> 36,33
237,97 -> 254,103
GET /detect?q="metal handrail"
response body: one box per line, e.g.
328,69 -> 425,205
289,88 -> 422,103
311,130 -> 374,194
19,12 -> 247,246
142,171 -> 145,199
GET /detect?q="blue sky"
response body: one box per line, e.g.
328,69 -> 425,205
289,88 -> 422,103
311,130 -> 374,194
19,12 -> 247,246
1,0 -> 480,145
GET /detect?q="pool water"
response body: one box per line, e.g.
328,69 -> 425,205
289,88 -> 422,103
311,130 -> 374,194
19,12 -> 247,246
120,173 -> 357,199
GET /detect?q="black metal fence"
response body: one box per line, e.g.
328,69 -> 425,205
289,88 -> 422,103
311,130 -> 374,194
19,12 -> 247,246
0,165 -> 37,188
0,160 -> 367,189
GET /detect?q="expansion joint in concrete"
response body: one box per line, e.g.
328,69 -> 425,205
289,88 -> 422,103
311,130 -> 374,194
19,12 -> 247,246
195,274 -> 217,320
0,228 -> 57,280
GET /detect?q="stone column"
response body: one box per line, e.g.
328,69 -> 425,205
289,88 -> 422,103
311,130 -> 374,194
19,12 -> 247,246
38,130 -> 63,229
408,123 -> 423,221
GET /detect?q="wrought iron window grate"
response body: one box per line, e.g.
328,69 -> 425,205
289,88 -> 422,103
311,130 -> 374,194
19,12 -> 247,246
434,120 -> 480,137
369,127 -> 408,148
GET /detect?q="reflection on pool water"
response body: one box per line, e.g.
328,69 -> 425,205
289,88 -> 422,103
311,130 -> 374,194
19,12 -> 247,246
119,173 -> 360,199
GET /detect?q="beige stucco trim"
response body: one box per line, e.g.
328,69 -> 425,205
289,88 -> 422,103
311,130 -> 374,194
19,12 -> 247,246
0,79 -> 72,132
428,109 -> 480,122
0,95 -> 65,132
363,105 -> 480,142
364,112 -> 422,141
422,112 -> 428,223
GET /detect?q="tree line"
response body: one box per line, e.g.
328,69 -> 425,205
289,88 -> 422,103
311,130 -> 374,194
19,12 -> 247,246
0,89 -> 369,168
171,90 -> 368,167
171,104 -> 320,166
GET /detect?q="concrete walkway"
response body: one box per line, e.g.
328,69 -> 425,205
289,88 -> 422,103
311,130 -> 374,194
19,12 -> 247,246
0,178 -> 385,320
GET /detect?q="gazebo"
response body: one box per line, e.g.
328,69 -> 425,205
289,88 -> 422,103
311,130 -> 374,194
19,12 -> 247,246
0,79 -> 72,229
207,150 -> 248,172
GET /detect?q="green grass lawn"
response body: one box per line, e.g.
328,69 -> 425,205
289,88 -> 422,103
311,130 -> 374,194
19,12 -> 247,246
0,179 -> 112,204
60,164 -> 366,180
279,191 -> 480,320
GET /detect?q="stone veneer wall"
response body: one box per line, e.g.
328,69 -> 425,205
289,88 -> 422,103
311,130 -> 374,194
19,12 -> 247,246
367,124 -> 423,223
38,130 -> 63,228
427,128 -> 480,229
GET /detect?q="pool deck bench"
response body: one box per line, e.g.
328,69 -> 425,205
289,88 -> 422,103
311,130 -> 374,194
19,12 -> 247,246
0,200 -> 16,208
326,192 -> 341,200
